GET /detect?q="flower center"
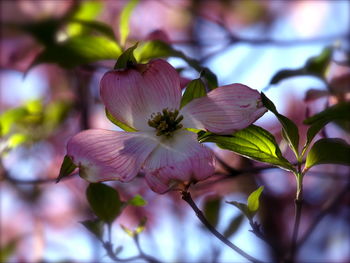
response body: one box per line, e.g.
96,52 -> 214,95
148,109 -> 183,138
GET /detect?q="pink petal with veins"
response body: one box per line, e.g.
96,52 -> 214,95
141,59 -> 182,112
143,130 -> 215,193
100,59 -> 181,131
67,129 -> 158,182
181,84 -> 267,134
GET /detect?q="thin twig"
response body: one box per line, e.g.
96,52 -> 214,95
103,242 -> 141,262
182,191 -> 265,263
134,235 -> 162,263
102,223 -> 161,263
103,237 -> 161,263
248,220 -> 276,250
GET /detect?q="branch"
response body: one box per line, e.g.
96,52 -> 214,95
103,242 -> 141,262
103,223 -> 161,263
182,191 -> 265,263
102,238 -> 161,263
134,235 -> 162,263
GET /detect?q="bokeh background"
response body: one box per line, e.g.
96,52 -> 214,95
1,0 -> 349,262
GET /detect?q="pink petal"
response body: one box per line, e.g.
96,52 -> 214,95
180,84 -> 267,134
143,130 -> 215,193
180,76 -> 191,90
304,89 -> 330,102
141,59 -> 182,113
145,30 -> 171,43
100,59 -> 182,131
67,129 -> 158,182
329,72 -> 350,94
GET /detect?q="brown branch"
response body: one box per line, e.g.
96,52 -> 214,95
182,191 -> 265,263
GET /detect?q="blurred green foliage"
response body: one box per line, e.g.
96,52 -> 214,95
269,47 -> 333,85
0,100 -> 71,153
119,0 -> 139,46
203,197 -> 222,227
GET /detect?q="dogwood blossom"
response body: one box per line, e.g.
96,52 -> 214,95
67,59 -> 267,193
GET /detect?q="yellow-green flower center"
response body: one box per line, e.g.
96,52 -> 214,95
148,109 -> 183,138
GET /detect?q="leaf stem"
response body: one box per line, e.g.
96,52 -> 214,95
182,191 -> 265,263
289,172 -> 304,261
107,223 -> 112,244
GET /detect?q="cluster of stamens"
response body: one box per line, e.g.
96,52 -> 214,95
148,109 -> 184,138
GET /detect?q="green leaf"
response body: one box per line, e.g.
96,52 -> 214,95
0,238 -> 18,262
270,69 -> 305,85
0,100 -> 42,136
67,0 -> 104,37
304,138 -> 350,172
203,197 -> 221,227
69,20 -> 116,39
0,108 -> 27,136
180,78 -> 206,108
56,155 -> 77,183
73,0 -> 103,19
34,36 -> 122,68
114,43 -> 138,69
7,133 -> 28,149
19,18 -> 61,45
105,108 -> 137,132
304,47 -> 333,76
247,186 -> 264,214
128,194 -> 147,206
135,40 -> 218,89
121,217 -> 147,237
270,47 -> 332,85
200,125 -> 295,171
223,214 -> 245,239
44,101 -> 71,131
86,183 -> 124,223
121,225 -> 134,237
200,68 -> 218,90
261,93 -> 299,158
226,187 -> 264,220
135,40 -> 177,62
226,201 -> 250,219
81,219 -> 104,241
135,217 -> 147,234
302,102 -> 350,156
119,0 -> 139,46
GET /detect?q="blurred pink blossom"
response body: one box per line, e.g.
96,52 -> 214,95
305,62 -> 350,103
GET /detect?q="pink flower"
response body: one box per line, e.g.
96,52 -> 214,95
67,59 -> 267,193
